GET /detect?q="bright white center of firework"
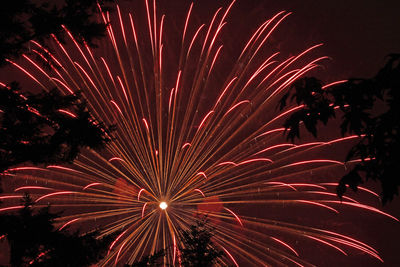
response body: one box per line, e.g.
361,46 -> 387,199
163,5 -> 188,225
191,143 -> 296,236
159,201 -> 168,210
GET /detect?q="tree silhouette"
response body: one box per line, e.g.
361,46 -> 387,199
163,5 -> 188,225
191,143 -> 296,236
0,84 -> 113,264
127,250 -> 165,267
0,83 -> 113,174
127,219 -> 224,266
0,2 -> 116,265
179,220 -> 224,267
279,54 -> 400,203
0,194 -> 115,266
0,0 -> 113,66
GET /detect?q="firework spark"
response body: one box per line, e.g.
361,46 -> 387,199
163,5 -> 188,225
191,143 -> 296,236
0,1 -> 397,266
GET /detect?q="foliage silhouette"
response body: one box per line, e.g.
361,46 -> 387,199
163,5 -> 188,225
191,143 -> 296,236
0,3 -> 118,264
179,219 -> 224,267
127,219 -> 224,266
0,0 -> 113,66
0,194 -> 115,266
0,83 -> 113,175
126,250 -> 165,267
279,54 -> 400,204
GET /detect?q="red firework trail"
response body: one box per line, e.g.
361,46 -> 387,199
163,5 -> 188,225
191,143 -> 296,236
0,0 -> 398,266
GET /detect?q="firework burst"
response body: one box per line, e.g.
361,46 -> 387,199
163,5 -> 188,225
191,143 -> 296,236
1,1 -> 397,266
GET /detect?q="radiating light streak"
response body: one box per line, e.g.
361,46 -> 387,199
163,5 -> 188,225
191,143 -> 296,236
58,109 -> 77,118
323,236 -> 383,262
50,77 -> 74,94
142,118 -> 149,132
186,24 -> 205,59
214,77 -> 238,108
278,44 -> 324,77
322,80 -> 347,90
29,251 -> 49,265
181,143 -> 191,149
238,158 -> 273,165
206,45 -> 224,80
249,12 -> 292,64
224,207 -> 243,226
199,7 -> 222,56
282,159 -> 345,169
320,183 -> 381,199
261,105 -> 304,130
325,135 -> 361,145
319,229 -> 379,255
30,40 -> 63,67
306,191 -> 358,203
108,157 -> 125,162
115,239 -> 129,265
5,59 -> 46,90
264,182 -> 297,191
35,191 -> 75,203
46,165 -> 82,173
61,25 -> 92,69
168,88 -> 175,113
181,3 -> 193,44
22,54 -> 52,80
285,183 -> 327,191
83,183 -> 102,190
117,5 -> 127,44
141,203 -> 148,218
255,143 -> 296,155
0,195 -> 23,200
173,235 -> 177,265
322,201 -> 399,221
0,206 -> 24,213
305,235 -> 347,256
296,200 -> 339,213
241,54 -> 279,91
224,100 -> 251,117
217,161 -> 238,167
196,172 -> 208,179
194,189 -> 205,197
6,166 -> 43,172
221,246 -> 239,267
256,128 -> 286,139
270,237 -> 299,256
101,57 -> 117,88
238,11 -> 285,59
0,2 -> 394,265
110,100 -> 123,115
198,110 -> 214,131
138,188 -> 146,201
14,186 -> 52,192
217,158 -> 273,168
174,70 -> 182,96
74,62 -> 101,94
108,229 -> 129,255
116,76 -> 129,102
59,218 -> 80,231
347,157 -> 374,164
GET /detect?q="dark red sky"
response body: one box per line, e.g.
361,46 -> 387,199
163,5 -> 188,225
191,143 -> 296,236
113,1 -> 400,265
263,0 -> 400,79
199,0 -> 400,79
232,1 -> 400,266
1,0 -> 399,265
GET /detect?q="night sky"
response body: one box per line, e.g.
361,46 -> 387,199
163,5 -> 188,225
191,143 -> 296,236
1,0 -> 400,266
238,2 -> 400,266
237,2 -> 400,266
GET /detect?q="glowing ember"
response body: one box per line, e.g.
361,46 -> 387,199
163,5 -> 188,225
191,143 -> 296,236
159,202 -> 168,210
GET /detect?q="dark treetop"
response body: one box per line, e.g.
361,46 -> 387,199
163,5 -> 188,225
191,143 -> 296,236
279,54 -> 400,204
